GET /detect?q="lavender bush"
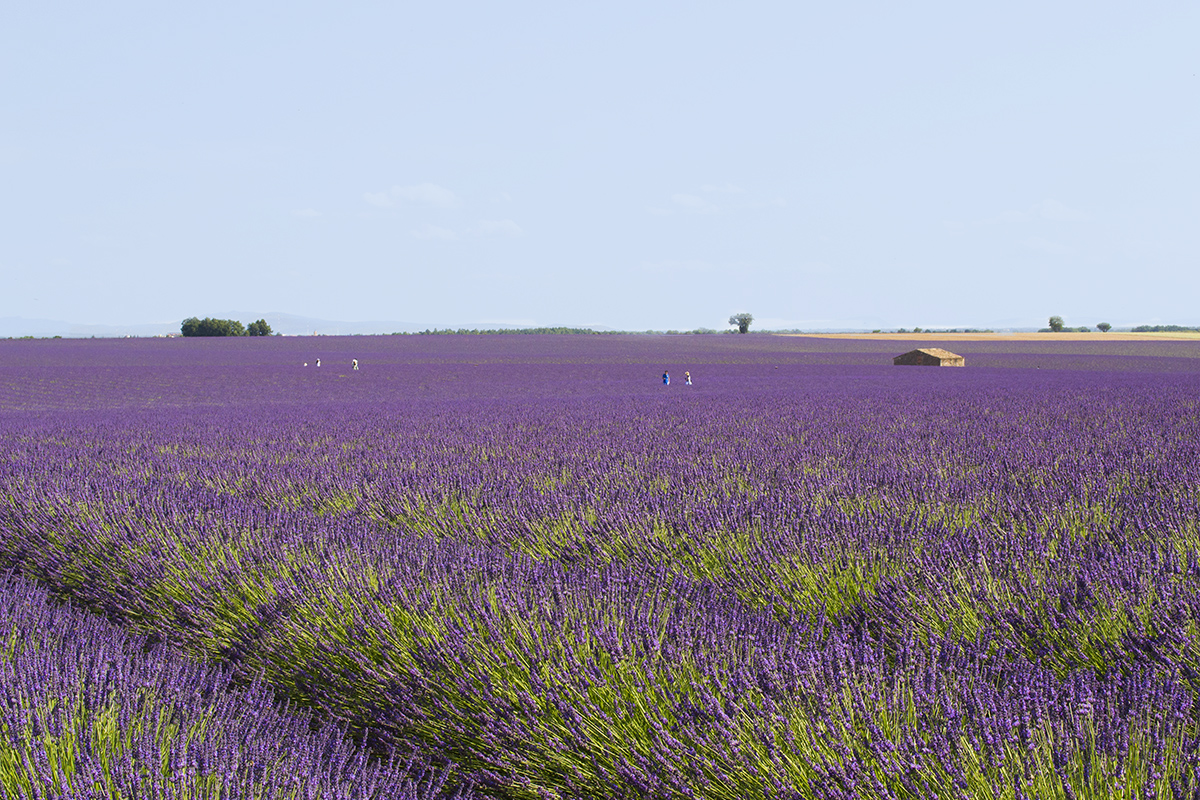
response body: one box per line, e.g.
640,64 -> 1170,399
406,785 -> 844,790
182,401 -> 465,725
0,572 -> 467,799
2,334 -> 1200,798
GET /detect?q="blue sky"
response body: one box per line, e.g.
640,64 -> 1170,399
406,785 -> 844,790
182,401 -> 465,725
2,2 -> 1197,332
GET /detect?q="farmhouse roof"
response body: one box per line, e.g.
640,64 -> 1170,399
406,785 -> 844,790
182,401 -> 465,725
908,348 -> 961,359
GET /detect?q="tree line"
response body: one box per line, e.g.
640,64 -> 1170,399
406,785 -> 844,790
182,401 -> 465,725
181,318 -> 273,337
401,327 -> 615,336
410,315 -> 760,335
1131,324 -> 1200,333
1044,316 -> 1110,333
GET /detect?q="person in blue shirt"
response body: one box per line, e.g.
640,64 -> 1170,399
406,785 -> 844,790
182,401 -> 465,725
662,371 -> 670,386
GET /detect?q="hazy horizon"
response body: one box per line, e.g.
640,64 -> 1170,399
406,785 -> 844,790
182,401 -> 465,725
2,309 -> 1192,339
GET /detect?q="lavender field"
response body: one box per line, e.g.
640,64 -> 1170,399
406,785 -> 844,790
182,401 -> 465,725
3,334 -> 1200,799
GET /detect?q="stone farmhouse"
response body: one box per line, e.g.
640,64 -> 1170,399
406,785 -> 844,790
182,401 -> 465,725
893,348 -> 965,367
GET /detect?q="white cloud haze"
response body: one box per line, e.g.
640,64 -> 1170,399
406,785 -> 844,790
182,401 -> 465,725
641,259 -> 714,274
411,224 -> 457,240
479,219 -> 523,237
365,183 -> 461,209
1034,199 -> 1089,222
670,193 -> 718,214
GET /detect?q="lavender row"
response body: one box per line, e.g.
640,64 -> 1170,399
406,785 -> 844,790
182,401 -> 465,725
0,571 -> 469,799
6,380 -> 1200,678
4,511 -> 1200,797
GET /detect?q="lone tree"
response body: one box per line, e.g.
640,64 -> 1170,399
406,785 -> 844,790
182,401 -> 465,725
728,312 -> 754,334
246,319 -> 273,336
1097,322 -> 1112,332
1048,315 -> 1065,333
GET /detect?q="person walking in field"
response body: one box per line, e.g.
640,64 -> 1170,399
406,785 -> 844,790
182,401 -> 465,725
352,359 -> 359,371
685,371 -> 692,385
663,370 -> 670,386
316,358 -> 321,368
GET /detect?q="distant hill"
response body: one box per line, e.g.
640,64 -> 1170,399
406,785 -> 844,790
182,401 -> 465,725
0,317 -> 180,338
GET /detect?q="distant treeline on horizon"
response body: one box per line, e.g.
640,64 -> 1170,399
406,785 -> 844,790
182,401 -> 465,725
8,323 -> 1200,341
181,317 -> 273,337
1130,324 -> 1200,333
396,327 -> 729,336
